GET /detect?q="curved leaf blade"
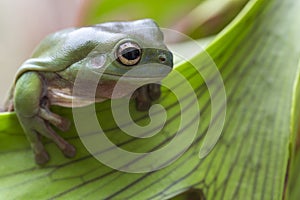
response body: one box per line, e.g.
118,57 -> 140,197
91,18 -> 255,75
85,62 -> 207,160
0,0 -> 300,199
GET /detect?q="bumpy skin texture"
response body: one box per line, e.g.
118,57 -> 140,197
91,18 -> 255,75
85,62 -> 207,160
5,19 -> 173,165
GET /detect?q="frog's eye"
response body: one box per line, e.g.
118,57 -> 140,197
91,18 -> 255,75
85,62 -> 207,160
116,41 -> 141,66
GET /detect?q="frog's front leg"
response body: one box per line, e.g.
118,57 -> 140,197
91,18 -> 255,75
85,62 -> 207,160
14,72 -> 76,164
135,83 -> 161,111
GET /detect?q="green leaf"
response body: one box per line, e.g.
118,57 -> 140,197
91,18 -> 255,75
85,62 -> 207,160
1,0 -> 300,199
288,151 -> 300,200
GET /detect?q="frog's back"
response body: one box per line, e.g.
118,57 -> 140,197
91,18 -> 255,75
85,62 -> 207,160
16,19 -> 163,79
16,27 -> 102,79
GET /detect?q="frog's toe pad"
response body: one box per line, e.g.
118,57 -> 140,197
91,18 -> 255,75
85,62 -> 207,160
136,101 -> 151,111
35,151 -> 50,165
62,144 -> 76,158
148,84 -> 161,100
149,89 -> 161,100
57,118 -> 71,132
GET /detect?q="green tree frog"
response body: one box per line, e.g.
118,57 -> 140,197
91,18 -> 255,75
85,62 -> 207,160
3,19 -> 173,165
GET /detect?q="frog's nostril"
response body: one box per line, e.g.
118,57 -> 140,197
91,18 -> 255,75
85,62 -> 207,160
158,54 -> 167,63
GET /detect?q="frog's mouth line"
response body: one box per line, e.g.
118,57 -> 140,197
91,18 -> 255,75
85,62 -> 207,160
90,62 -> 172,81
97,73 -> 168,82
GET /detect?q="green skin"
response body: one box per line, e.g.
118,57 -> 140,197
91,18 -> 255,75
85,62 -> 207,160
4,19 -> 173,165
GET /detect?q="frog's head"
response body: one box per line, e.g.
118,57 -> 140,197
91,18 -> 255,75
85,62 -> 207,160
74,19 -> 173,98
87,19 -> 172,81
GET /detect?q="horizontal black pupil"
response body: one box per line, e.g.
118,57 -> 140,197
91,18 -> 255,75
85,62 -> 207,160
122,48 -> 140,60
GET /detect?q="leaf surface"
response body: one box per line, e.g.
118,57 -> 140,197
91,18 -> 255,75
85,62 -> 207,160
1,0 -> 300,199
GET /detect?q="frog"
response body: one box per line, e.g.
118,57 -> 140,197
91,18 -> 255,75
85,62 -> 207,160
3,19 -> 173,165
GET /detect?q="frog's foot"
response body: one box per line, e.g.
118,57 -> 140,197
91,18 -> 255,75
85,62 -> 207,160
35,150 -> 50,165
36,117 -> 76,158
135,83 -> 161,111
24,112 -> 75,165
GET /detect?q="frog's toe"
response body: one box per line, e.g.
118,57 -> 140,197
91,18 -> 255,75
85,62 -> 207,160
62,143 -> 76,158
148,84 -> 161,100
39,108 -> 71,131
56,117 -> 71,132
135,83 -> 162,111
35,120 -> 76,159
136,101 -> 151,111
35,151 -> 50,165
135,85 -> 152,111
